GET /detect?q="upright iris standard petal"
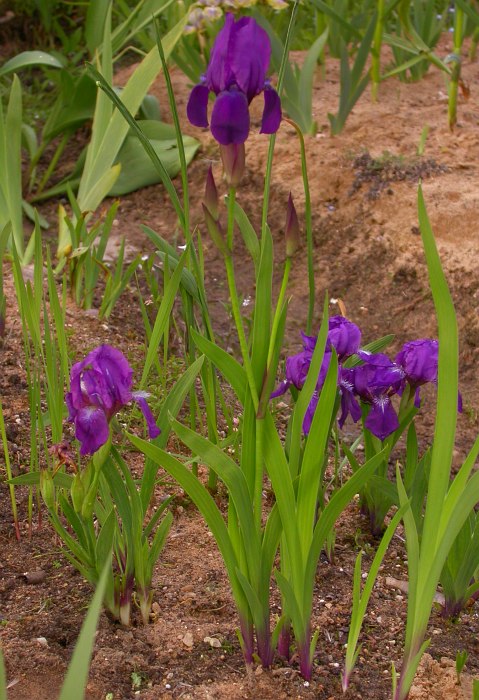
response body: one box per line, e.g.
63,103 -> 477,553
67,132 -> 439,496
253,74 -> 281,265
81,368 -> 113,411
187,84 -> 210,128
327,316 -> 361,360
229,17 -> 271,100
396,339 -> 438,386
211,89 -> 250,144
261,87 -> 282,135
93,345 -> 133,405
206,13 -> 235,93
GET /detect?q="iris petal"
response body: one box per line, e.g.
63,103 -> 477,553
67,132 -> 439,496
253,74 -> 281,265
229,18 -> 271,100
260,88 -> 282,135
365,398 -> 398,441
75,406 -> 110,456
187,84 -> 210,128
206,13 -> 235,93
270,380 -> 291,399
90,345 -> 133,406
211,89 -> 250,145
133,394 -> 161,439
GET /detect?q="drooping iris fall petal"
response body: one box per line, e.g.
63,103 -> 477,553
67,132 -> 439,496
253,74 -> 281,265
75,406 -> 110,457
187,84 -> 210,128
133,392 -> 161,440
260,87 -> 282,134
365,396 -> 399,442
211,89 -> 250,145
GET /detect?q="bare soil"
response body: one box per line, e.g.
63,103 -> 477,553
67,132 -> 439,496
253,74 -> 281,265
2,35 -> 479,700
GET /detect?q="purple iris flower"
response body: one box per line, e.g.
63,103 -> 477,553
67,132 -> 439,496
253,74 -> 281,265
271,316 -> 362,434
65,345 -> 160,456
186,14 -> 282,145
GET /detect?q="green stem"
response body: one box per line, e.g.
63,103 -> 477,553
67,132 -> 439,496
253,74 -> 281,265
224,253 -> 258,410
224,189 -> 258,406
284,119 -> 314,333
35,132 -> 69,196
267,257 -> 291,369
371,0 -> 385,102
0,400 -> 19,539
448,7 -> 464,130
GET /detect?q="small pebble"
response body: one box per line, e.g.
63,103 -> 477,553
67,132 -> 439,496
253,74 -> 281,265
204,636 -> 222,648
182,631 -> 194,647
23,570 -> 46,585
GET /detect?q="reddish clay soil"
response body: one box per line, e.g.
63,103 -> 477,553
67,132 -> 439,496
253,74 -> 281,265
1,35 -> 479,700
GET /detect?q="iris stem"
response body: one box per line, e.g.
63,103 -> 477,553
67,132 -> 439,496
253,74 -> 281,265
267,257 -> 291,369
283,118 -> 314,334
224,189 -> 258,410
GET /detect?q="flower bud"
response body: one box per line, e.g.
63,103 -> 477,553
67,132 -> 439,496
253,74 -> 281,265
40,469 -> 55,511
204,166 -> 219,221
202,203 -> 228,255
285,193 -> 300,257
70,472 -> 85,514
220,143 -> 245,188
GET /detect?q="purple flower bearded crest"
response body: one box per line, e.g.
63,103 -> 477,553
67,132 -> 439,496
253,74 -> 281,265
186,14 -> 282,145
65,345 -> 160,456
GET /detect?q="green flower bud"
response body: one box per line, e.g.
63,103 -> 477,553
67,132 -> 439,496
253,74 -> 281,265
40,469 -> 55,511
202,203 -> 228,255
204,166 -> 219,221
71,472 -> 85,514
81,470 -> 100,520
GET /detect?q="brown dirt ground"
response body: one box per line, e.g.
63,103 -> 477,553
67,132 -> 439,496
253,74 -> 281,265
2,34 -> 479,700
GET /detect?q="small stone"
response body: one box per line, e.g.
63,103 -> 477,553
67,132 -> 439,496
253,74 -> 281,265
204,636 -> 222,648
182,632 -> 194,648
23,570 -> 46,585
35,637 -> 48,647
254,665 -> 263,676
